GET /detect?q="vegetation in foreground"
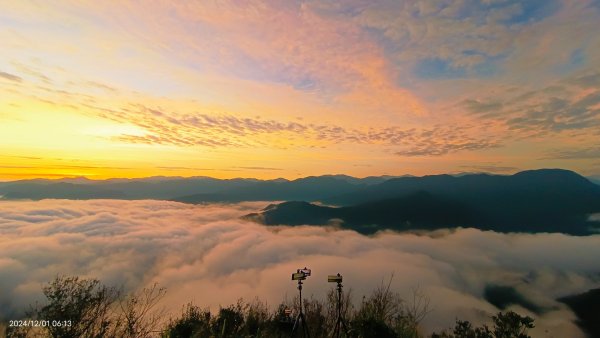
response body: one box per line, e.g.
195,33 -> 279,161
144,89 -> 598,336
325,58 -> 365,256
4,275 -> 534,338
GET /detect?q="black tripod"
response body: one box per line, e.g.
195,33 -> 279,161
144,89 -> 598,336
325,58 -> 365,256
291,278 -> 310,338
331,275 -> 349,338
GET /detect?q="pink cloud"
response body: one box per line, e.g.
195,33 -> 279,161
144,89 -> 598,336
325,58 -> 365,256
0,199 -> 598,336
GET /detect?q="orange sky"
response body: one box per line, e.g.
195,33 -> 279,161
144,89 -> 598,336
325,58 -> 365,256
1,1 -> 599,180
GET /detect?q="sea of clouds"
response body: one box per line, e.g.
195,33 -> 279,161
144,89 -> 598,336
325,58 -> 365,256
1,199 -> 599,336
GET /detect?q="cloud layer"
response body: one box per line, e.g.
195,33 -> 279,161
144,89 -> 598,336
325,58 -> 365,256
1,199 -> 599,336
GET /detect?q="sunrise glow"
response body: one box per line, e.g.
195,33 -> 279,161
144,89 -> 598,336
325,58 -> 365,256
1,1 -> 599,180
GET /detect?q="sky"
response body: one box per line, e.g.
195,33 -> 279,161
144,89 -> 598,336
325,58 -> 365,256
1,199 -> 598,336
1,0 -> 599,180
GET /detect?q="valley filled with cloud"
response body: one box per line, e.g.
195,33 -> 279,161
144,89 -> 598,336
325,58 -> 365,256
1,199 -> 598,336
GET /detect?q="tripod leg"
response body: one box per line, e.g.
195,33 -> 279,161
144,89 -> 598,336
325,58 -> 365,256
301,313 -> 310,338
332,319 -> 339,338
331,316 -> 349,338
341,317 -> 350,337
292,314 -> 301,336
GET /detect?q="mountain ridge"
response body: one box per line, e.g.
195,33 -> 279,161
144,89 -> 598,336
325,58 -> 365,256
243,169 -> 600,235
0,174 -> 396,201
1,169 -> 598,207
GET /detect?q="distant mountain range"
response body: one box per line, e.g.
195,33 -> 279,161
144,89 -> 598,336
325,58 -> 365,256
0,176 -> 256,200
559,288 -> 600,338
0,175 -> 399,201
172,175 -> 402,203
2,169 -> 599,234
243,169 -> 600,235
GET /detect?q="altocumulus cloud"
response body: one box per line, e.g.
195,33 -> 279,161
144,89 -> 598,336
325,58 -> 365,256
1,200 -> 599,336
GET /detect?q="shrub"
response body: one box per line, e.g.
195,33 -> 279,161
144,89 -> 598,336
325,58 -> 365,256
32,276 -> 119,338
431,311 -> 535,338
14,274 -> 440,338
163,303 -> 212,338
15,276 -> 166,338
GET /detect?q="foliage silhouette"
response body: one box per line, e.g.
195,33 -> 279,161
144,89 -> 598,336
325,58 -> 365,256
7,276 -> 165,338
431,311 -> 534,338
5,275 -> 538,338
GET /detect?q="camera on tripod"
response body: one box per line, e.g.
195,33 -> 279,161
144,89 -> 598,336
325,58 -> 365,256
291,267 -> 311,280
290,267 -> 312,337
328,273 -> 342,283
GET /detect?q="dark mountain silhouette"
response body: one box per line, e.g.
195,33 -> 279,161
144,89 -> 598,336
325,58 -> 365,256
0,182 -> 127,200
559,288 -> 600,338
0,177 -> 259,200
248,201 -> 340,225
99,177 -> 260,200
243,169 -> 600,235
483,285 -> 543,314
0,175 -> 392,201
171,176 -> 386,203
244,191 -> 478,233
324,169 -> 599,206
314,174 -> 405,185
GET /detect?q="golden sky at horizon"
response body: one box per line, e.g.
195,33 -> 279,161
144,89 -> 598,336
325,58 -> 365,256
1,0 -> 599,180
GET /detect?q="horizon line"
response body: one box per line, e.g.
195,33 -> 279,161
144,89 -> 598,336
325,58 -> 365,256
1,168 -> 594,183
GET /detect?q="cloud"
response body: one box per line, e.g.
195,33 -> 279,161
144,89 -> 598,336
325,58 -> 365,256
460,71 -> 600,136
0,71 -> 22,82
395,140 -> 499,157
234,167 -> 283,171
462,99 -> 504,115
504,92 -> 600,132
568,72 -> 600,88
89,103 -> 500,156
0,155 -> 43,160
0,199 -> 598,337
0,164 -> 134,170
544,147 -> 600,160
1,0 -> 599,176
10,62 -> 51,84
345,0 -> 566,82
154,166 -> 234,172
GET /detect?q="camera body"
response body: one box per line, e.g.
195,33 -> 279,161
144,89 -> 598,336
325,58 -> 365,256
291,272 -> 306,280
291,267 -> 312,280
328,273 -> 342,283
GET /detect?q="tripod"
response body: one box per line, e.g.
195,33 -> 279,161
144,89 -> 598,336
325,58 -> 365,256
331,276 -> 349,338
291,278 -> 310,338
